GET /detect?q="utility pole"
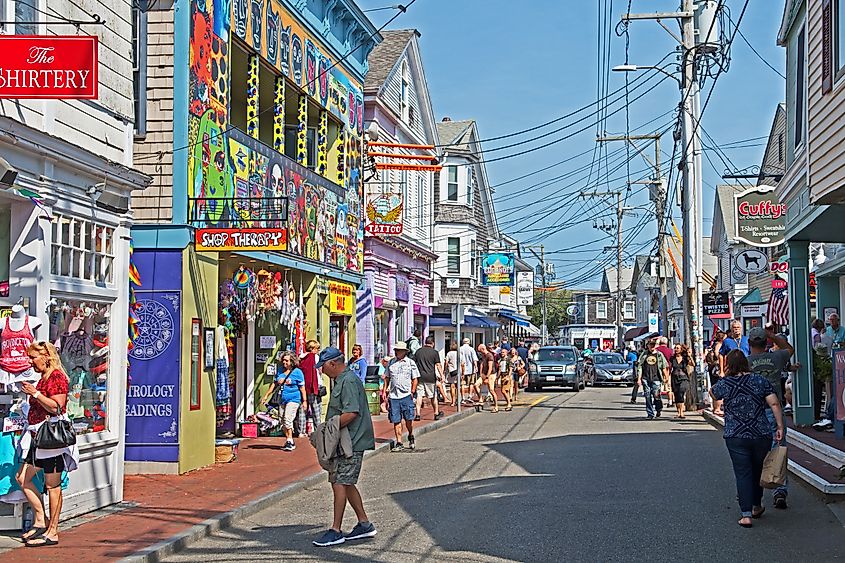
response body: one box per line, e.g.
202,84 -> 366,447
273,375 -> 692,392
527,245 -> 548,344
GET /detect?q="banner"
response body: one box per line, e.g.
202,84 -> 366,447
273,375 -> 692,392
0,36 -> 98,99
195,228 -> 288,251
329,281 -> 354,315
365,190 -> 403,235
126,291 -> 181,463
734,185 -> 786,247
481,253 -> 515,287
516,271 -> 534,305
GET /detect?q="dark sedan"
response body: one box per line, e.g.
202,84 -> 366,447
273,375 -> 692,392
585,353 -> 634,386
527,346 -> 583,392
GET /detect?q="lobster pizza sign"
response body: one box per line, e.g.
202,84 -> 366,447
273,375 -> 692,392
734,185 -> 786,247
365,190 -> 403,235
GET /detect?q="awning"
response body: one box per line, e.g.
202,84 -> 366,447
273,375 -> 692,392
498,311 -> 530,327
623,326 -> 650,341
736,287 -> 764,305
429,315 -> 500,329
525,322 -> 541,337
633,331 -> 659,343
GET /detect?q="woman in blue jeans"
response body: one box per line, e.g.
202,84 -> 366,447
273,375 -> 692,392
710,350 -> 784,528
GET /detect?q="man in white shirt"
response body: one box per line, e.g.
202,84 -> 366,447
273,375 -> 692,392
459,338 -> 478,402
384,342 -> 419,451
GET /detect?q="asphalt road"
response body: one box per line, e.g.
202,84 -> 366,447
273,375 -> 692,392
165,387 -> 845,562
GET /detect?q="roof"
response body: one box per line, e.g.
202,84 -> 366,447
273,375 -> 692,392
602,266 -> 634,294
364,29 -> 417,90
736,287 -> 764,305
711,184 -> 744,253
436,119 -> 475,147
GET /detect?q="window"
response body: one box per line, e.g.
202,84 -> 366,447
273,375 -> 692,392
447,237 -> 460,275
400,61 -> 410,123
447,166 -> 459,201
190,319 -> 201,410
466,167 -> 473,205
795,25 -> 805,149
132,6 -> 148,137
50,298 -> 112,435
470,239 -> 477,281
51,215 -> 115,284
14,0 -> 37,35
837,0 -> 845,76
596,301 -> 607,319
623,301 -> 635,319
395,308 -> 406,343
284,126 -> 316,168
374,309 -> 389,361
416,175 -> 424,228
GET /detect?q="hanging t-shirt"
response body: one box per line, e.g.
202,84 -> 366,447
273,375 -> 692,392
0,317 -> 33,373
278,368 -> 305,404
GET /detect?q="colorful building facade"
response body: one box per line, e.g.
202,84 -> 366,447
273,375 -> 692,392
130,0 -> 378,473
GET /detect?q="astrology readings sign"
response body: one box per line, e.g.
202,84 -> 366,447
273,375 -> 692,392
195,228 -> 288,251
0,36 -> 98,99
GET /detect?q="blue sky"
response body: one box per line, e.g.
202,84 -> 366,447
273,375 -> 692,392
356,0 -> 785,288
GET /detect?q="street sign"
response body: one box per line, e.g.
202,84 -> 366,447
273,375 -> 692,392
565,304 -> 580,318
734,249 -> 768,275
516,271 -> 534,306
703,291 -> 731,318
451,304 -> 464,325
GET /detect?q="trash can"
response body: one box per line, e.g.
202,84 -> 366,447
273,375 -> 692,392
364,382 -> 381,416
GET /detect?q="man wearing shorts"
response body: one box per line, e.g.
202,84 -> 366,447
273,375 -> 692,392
414,336 -> 444,421
312,347 -> 376,547
459,338 -> 478,403
473,344 -> 496,404
384,341 -> 419,451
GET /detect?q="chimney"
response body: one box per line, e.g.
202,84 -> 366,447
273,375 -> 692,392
441,116 -> 452,122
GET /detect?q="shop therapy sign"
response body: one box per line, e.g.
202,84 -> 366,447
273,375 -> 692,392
733,185 -> 786,247
0,36 -> 98,99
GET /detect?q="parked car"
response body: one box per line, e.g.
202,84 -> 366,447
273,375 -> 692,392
527,346 -> 583,392
584,352 -> 634,387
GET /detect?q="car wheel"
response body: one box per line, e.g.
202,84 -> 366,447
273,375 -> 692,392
579,382 -> 585,390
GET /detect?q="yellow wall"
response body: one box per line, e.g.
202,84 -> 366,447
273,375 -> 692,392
178,247 -> 219,473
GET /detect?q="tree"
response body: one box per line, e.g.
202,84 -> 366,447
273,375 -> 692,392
527,288 -> 572,337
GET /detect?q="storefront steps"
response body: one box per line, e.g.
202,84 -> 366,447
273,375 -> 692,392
703,410 -> 845,501
0,404 -> 475,562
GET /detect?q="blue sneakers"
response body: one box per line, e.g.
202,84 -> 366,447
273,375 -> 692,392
344,521 -> 377,541
313,528 -> 345,547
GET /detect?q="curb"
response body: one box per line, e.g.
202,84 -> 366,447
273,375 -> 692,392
701,409 -> 845,499
121,407 -> 475,563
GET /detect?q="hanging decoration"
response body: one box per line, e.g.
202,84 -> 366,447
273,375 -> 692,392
128,240 -> 142,351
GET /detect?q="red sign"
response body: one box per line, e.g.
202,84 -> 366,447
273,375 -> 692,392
0,36 -> 98,99
195,228 -> 287,251
772,278 -> 787,289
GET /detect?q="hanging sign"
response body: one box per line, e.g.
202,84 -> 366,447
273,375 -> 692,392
395,273 -> 409,302
516,271 -> 534,306
772,278 -> 787,289
195,228 -> 287,251
329,281 -> 354,315
480,253 -> 515,287
703,291 -> 732,318
834,350 -> 845,424
0,36 -> 98,99
734,185 -> 786,247
365,190 -> 403,235
734,249 -> 768,275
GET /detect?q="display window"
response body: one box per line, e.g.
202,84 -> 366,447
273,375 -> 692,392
51,214 -> 115,285
49,298 -> 111,434
374,309 -> 389,361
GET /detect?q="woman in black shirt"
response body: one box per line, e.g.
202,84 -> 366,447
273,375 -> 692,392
670,344 -> 694,419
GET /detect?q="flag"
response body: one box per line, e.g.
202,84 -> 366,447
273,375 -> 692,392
768,286 -> 789,325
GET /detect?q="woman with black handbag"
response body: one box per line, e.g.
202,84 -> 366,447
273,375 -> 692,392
18,341 -> 78,547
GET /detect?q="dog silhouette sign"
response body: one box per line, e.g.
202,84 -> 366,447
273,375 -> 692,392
734,249 -> 768,275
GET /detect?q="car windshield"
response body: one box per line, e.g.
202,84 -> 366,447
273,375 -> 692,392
537,349 -> 577,362
593,353 -> 626,365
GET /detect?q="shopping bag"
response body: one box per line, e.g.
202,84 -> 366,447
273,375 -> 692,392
760,446 -> 788,489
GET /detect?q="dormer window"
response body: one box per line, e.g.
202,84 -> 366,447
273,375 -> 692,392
400,61 -> 410,123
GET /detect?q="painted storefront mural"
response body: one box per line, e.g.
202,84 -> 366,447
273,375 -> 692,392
188,0 -> 364,272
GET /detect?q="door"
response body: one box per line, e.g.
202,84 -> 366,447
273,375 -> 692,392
330,316 -> 347,355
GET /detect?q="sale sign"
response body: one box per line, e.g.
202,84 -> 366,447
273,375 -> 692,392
329,281 -> 354,315
0,36 -> 98,99
195,228 -> 287,251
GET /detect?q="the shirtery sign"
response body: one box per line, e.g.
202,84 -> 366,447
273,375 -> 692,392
734,185 -> 786,247
0,36 -> 98,99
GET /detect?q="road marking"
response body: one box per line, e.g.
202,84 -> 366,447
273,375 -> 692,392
529,395 -> 549,407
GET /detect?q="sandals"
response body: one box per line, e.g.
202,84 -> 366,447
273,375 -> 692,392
504,406 -> 513,412
21,527 -> 46,542
490,407 -> 499,413
26,536 -> 59,547
752,507 -> 765,519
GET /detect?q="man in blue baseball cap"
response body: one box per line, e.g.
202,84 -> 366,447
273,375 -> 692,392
312,346 -> 376,547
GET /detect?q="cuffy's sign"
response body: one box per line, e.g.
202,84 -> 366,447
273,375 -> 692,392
0,36 -> 98,99
733,185 -> 786,247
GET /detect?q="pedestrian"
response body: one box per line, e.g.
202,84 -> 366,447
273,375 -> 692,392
384,342 -> 419,451
670,344 -> 694,419
459,338 -> 478,403
636,339 -> 669,419
500,335 -> 512,352
710,349 -> 784,528
626,345 -> 639,404
474,343 -> 497,408
299,339 -> 323,435
413,336 -> 444,421
347,344 -> 367,384
496,349 -> 513,412
720,320 -> 750,376
509,347 -> 526,401
378,356 -> 391,414
261,351 -> 306,451
406,329 -> 422,358
18,341 -> 78,547
516,340 -> 529,363
747,326 -> 794,509
815,313 -> 845,429
710,331 -> 726,415
445,341 -> 461,407
811,318 -> 825,347
528,342 -> 540,361
311,347 -> 377,547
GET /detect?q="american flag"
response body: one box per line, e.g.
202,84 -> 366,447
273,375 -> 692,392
768,286 -> 789,325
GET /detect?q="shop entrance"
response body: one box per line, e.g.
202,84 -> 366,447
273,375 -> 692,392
330,316 -> 347,354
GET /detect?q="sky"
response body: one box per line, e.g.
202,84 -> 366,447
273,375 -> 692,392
356,0 -> 786,288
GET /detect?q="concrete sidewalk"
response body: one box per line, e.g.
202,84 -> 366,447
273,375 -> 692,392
1,403 -> 473,562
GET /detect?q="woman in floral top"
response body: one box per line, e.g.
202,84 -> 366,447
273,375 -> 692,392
710,350 -> 784,528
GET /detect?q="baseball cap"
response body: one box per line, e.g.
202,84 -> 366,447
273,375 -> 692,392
748,327 -> 768,345
315,346 -> 344,368
393,341 -> 408,351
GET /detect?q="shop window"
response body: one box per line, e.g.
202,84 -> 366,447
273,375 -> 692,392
50,298 -> 111,435
374,309 -> 389,361
447,237 -> 460,275
190,319 -> 201,410
51,214 -> 115,285
395,308 -> 406,343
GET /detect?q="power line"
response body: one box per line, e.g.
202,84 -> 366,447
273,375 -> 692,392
730,15 -> 785,79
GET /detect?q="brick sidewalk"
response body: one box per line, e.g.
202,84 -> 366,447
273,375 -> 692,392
8,403 -> 468,562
